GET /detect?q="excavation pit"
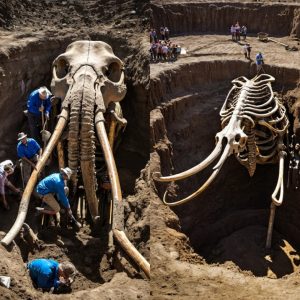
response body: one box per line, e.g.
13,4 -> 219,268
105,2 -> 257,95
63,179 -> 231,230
151,46 -> 300,280
0,28 -> 149,298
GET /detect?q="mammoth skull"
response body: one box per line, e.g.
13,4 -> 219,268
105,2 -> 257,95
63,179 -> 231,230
51,40 -> 127,221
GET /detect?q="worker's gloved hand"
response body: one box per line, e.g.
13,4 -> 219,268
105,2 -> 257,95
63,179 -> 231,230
45,112 -> 49,120
39,106 -> 44,112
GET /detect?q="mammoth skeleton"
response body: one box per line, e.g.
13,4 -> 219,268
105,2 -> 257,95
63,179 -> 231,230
154,74 -> 289,248
2,41 -> 150,277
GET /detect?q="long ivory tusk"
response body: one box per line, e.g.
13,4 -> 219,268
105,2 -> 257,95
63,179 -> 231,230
1,109 -> 69,246
113,229 -> 150,279
163,158 -> 225,206
153,141 -> 223,182
95,111 -> 122,203
266,148 -> 286,249
95,111 -> 150,278
213,143 -> 231,170
271,150 -> 286,206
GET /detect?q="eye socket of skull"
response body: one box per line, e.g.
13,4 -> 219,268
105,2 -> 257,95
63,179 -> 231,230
105,62 -> 122,82
54,57 -> 69,79
235,134 -> 241,143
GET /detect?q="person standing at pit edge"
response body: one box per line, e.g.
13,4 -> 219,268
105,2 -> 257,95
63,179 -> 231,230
256,52 -> 264,73
27,86 -> 52,145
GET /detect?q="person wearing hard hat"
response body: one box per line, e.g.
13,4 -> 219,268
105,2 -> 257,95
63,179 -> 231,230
0,160 -> 22,210
17,132 -> 42,185
35,168 -> 73,218
27,258 -> 76,291
27,86 -> 52,145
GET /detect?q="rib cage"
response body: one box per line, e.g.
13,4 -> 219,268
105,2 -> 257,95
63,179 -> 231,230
220,74 -> 289,176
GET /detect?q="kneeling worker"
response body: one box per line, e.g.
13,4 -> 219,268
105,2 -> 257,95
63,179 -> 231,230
27,258 -> 76,291
35,167 -> 73,218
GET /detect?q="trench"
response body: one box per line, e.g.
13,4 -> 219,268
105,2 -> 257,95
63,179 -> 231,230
150,1 -> 300,38
152,59 -> 300,279
0,31 -> 149,296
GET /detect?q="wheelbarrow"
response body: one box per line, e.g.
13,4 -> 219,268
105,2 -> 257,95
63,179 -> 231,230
257,32 -> 298,51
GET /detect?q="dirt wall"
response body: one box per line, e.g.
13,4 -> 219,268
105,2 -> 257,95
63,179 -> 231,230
150,60 -> 300,111
150,2 -> 300,38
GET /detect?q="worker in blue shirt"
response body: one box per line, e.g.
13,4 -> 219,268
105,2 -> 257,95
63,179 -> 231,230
36,167 -> 73,217
17,132 -> 42,185
27,258 -> 76,291
255,52 -> 264,74
27,86 -> 52,145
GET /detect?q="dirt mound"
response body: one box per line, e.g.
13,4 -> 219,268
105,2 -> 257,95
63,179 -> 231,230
0,0 -> 147,30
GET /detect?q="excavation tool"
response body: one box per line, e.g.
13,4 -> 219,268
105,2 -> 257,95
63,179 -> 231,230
19,160 -> 25,189
41,109 -> 51,147
257,32 -> 298,51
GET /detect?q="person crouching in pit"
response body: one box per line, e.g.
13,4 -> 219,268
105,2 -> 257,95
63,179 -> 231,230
27,258 -> 76,292
35,167 -> 74,223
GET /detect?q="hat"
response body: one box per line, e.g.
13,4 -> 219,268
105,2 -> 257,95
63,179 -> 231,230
61,167 -> 72,179
17,132 -> 27,141
0,160 -> 13,168
38,86 -> 51,97
0,160 -> 14,173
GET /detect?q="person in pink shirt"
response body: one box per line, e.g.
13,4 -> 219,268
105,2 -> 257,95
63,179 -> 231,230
0,160 -> 22,210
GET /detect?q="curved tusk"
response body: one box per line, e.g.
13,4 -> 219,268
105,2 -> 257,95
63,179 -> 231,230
95,111 -> 150,278
1,108 -> 69,246
95,111 -> 122,203
163,158 -> 225,206
113,229 -> 150,279
271,150 -> 286,206
213,143 -> 231,170
153,141 -> 223,182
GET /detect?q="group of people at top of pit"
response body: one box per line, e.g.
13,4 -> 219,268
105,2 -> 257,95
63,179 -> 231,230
149,26 -> 181,62
231,22 -> 247,42
230,22 -> 265,74
0,86 -> 76,292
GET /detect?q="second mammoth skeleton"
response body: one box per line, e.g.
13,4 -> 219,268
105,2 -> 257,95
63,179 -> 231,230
154,74 -> 289,207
